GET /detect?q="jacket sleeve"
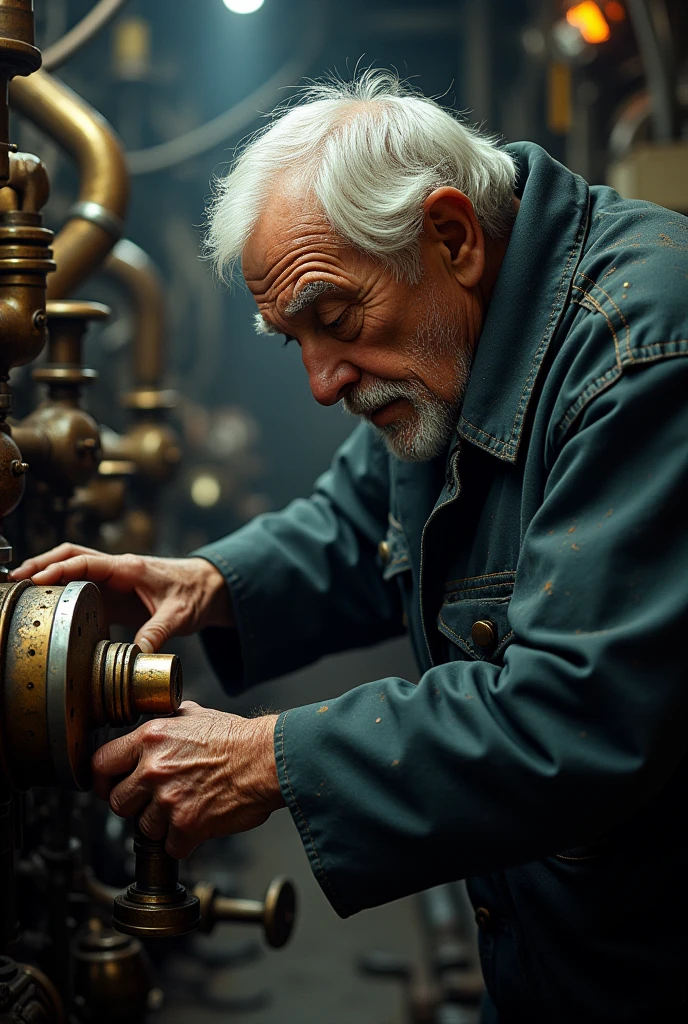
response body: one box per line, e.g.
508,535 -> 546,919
274,356 -> 688,917
191,422 -> 404,691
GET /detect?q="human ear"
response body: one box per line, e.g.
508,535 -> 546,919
422,187 -> 485,288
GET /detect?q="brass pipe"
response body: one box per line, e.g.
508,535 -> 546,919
0,0 -> 41,186
105,240 -> 166,391
9,70 -> 129,297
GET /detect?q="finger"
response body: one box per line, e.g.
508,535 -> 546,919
138,799 -> 169,841
28,553 -> 119,586
10,543 -> 98,581
109,772 -> 151,819
134,597 -> 185,652
165,822 -> 196,861
91,733 -> 141,799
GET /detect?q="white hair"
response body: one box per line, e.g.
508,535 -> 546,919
205,70 -> 518,284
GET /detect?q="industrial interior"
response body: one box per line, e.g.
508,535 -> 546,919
0,2 -> 686,1022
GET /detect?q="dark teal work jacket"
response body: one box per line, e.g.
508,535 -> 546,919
195,143 -> 688,1022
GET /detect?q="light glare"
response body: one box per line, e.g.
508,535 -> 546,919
566,2 -> 611,44
222,0 -> 265,12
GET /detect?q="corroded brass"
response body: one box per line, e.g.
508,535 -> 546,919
0,580 -> 182,791
9,69 -> 129,297
0,955 -> 65,1023
72,921 -> 152,1024
112,825 -> 200,939
12,301 -> 109,494
193,876 -> 297,949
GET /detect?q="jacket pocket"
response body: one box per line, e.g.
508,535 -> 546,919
438,571 -> 516,662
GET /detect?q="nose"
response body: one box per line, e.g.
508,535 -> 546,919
301,340 -> 361,407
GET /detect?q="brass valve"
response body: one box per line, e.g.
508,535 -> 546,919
112,825 -> 200,940
193,876 -> 297,949
0,579 -> 181,790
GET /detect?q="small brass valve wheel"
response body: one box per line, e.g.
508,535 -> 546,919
0,579 -> 181,790
193,876 -> 297,949
112,824 -> 200,939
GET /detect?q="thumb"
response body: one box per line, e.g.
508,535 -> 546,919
134,606 -> 178,653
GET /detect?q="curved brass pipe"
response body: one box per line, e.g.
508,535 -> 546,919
9,69 -> 129,298
105,240 -> 165,390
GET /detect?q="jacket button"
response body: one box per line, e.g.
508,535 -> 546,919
474,906 -> 493,932
378,540 -> 390,563
471,619 -> 497,648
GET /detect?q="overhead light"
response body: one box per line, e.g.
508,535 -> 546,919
222,0 -> 265,13
566,2 -> 611,44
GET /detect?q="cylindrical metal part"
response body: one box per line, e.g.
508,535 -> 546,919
112,825 -> 200,939
194,876 -> 297,949
105,240 -> 166,390
9,69 -> 129,297
131,652 -> 182,715
71,921 -> 151,1024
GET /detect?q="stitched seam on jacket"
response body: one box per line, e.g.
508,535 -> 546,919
444,581 -> 515,595
445,570 -> 517,587
578,271 -> 632,362
571,287 -> 622,366
275,710 -> 343,911
556,341 -> 688,443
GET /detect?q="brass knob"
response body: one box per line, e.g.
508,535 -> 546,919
112,824 -> 200,939
471,619 -> 497,649
378,540 -> 390,563
92,641 -> 182,726
194,876 -> 297,949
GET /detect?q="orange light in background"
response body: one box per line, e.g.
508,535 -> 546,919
604,1 -> 626,22
566,2 -> 611,43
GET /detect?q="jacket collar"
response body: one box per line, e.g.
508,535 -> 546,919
457,142 -> 590,464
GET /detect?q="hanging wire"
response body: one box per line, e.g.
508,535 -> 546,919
42,0 -> 132,72
125,1 -> 326,176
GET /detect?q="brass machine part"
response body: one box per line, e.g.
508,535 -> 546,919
0,1 -> 41,187
112,824 -> 200,939
0,579 -> 182,791
71,920 -> 152,1024
12,301 -> 110,494
0,955 -> 64,1024
103,421 -> 181,485
9,68 -> 129,298
105,240 -> 173,398
193,876 -> 297,949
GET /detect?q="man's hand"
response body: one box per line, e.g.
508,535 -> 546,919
92,701 -> 284,859
10,544 -> 232,652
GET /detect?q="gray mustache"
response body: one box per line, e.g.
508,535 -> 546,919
343,378 -> 425,417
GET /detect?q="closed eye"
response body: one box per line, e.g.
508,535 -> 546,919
325,314 -> 345,330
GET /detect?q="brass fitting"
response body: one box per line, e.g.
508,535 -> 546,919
104,421 -> 181,485
9,69 -> 129,298
0,579 -> 182,791
112,824 -> 200,940
193,876 -> 297,949
0,1 -> 41,186
71,922 -> 152,1024
12,301 -> 109,495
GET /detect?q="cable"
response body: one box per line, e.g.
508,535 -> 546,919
42,0 -> 132,73
126,1 -> 326,176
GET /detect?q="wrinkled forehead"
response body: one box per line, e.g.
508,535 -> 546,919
240,184 -> 340,289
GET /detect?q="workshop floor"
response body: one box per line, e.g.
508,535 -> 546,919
157,637 -> 425,1024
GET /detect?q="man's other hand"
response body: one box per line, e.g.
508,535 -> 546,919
10,545 -> 232,652
91,701 -> 284,858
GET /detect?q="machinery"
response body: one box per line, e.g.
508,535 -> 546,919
0,5 -> 295,1021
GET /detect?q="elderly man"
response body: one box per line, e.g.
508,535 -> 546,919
13,73 -> 688,1023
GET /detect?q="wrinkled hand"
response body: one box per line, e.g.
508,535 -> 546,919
92,701 -> 284,859
10,544 -> 232,652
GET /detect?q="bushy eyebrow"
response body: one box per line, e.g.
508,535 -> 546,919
253,278 -> 339,336
284,279 -> 337,316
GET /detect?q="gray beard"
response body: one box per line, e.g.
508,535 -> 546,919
342,297 -> 470,462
